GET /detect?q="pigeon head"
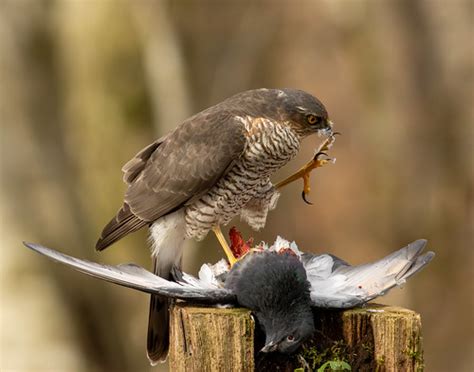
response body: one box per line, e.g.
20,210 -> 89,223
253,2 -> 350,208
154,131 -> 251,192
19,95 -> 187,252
225,251 -> 315,354
258,300 -> 314,354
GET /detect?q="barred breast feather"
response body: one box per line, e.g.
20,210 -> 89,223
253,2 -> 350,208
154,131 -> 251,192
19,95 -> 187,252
184,116 -> 300,240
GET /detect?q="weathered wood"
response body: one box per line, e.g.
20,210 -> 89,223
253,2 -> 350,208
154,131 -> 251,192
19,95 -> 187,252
169,303 -> 424,372
341,305 -> 423,371
169,303 -> 255,372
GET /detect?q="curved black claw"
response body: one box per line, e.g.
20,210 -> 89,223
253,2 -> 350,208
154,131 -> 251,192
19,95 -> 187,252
314,151 -> 328,160
302,190 -> 313,205
333,131 -> 342,136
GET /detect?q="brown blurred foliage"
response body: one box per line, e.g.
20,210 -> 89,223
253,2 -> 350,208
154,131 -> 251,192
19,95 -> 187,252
1,0 -> 472,371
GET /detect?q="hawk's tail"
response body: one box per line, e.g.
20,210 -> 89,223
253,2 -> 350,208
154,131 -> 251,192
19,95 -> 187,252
147,262 -> 171,364
147,210 -> 186,364
96,203 -> 147,251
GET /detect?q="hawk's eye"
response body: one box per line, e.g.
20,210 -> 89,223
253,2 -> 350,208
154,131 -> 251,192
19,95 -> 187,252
306,114 -> 320,125
287,335 -> 295,342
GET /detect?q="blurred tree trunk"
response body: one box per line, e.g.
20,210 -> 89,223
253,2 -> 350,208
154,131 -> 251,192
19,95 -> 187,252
391,1 -> 473,370
1,1 -> 131,370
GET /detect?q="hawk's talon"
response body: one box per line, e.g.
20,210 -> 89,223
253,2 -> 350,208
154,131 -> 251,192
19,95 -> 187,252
314,151 -> 328,160
302,190 -> 313,205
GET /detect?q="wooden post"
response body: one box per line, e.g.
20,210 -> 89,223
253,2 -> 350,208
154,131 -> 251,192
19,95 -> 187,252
169,303 -> 255,371
169,303 -> 424,372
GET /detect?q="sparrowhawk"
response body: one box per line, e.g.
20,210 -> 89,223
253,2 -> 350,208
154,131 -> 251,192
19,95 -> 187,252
95,88 -> 334,363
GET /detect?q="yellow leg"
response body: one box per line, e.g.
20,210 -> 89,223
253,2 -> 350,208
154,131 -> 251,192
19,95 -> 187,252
275,156 -> 332,190
212,226 -> 237,266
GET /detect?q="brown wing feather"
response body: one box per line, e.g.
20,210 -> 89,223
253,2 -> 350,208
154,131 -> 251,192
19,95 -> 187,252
96,110 -> 247,250
96,138 -> 168,251
122,136 -> 168,184
96,203 -> 147,251
124,110 -> 247,221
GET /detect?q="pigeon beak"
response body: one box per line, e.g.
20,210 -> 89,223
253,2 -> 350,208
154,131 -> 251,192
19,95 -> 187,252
260,340 -> 278,353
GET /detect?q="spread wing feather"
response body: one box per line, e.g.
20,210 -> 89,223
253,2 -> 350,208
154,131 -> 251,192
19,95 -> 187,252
25,242 -> 237,304
304,239 -> 434,308
96,111 -> 247,250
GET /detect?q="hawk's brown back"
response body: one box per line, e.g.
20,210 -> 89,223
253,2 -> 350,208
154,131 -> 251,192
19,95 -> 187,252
96,110 -> 247,250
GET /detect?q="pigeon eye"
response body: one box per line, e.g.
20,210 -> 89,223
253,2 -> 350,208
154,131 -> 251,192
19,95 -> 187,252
287,335 -> 295,342
306,114 -> 320,125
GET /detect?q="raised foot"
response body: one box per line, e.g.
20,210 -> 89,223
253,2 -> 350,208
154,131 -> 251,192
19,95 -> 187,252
275,133 -> 339,204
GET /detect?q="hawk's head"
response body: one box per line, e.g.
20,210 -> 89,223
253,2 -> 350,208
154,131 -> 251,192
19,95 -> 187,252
278,88 -> 333,137
230,88 -> 333,138
224,88 -> 332,137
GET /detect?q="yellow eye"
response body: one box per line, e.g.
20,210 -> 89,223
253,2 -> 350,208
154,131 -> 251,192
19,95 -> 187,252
306,114 -> 320,125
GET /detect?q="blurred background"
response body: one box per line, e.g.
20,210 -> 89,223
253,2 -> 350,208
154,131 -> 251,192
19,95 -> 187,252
1,0 -> 472,371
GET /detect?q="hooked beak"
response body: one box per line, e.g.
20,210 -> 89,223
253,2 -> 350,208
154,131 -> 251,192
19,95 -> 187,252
325,120 -> 334,135
260,340 -> 278,353
318,119 -> 334,137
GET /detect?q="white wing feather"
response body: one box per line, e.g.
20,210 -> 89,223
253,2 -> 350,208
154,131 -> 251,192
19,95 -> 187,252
304,239 -> 434,308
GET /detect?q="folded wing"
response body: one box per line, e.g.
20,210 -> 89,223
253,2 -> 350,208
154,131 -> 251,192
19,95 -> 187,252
303,239 -> 434,308
24,242 -> 236,304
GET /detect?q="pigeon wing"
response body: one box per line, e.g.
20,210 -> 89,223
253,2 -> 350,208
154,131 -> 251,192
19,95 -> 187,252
304,239 -> 434,308
24,242 -> 236,304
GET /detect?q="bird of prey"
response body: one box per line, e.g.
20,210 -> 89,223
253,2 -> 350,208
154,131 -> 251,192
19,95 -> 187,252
24,238 -> 434,355
94,88 -> 335,363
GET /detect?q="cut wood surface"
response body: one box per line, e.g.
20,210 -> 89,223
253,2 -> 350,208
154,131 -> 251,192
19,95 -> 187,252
169,303 -> 424,372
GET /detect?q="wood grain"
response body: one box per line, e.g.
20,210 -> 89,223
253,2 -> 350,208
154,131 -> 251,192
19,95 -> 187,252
169,303 -> 424,372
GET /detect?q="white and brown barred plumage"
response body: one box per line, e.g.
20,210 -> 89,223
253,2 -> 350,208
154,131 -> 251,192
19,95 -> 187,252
185,116 -> 300,239
95,88 -> 332,363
